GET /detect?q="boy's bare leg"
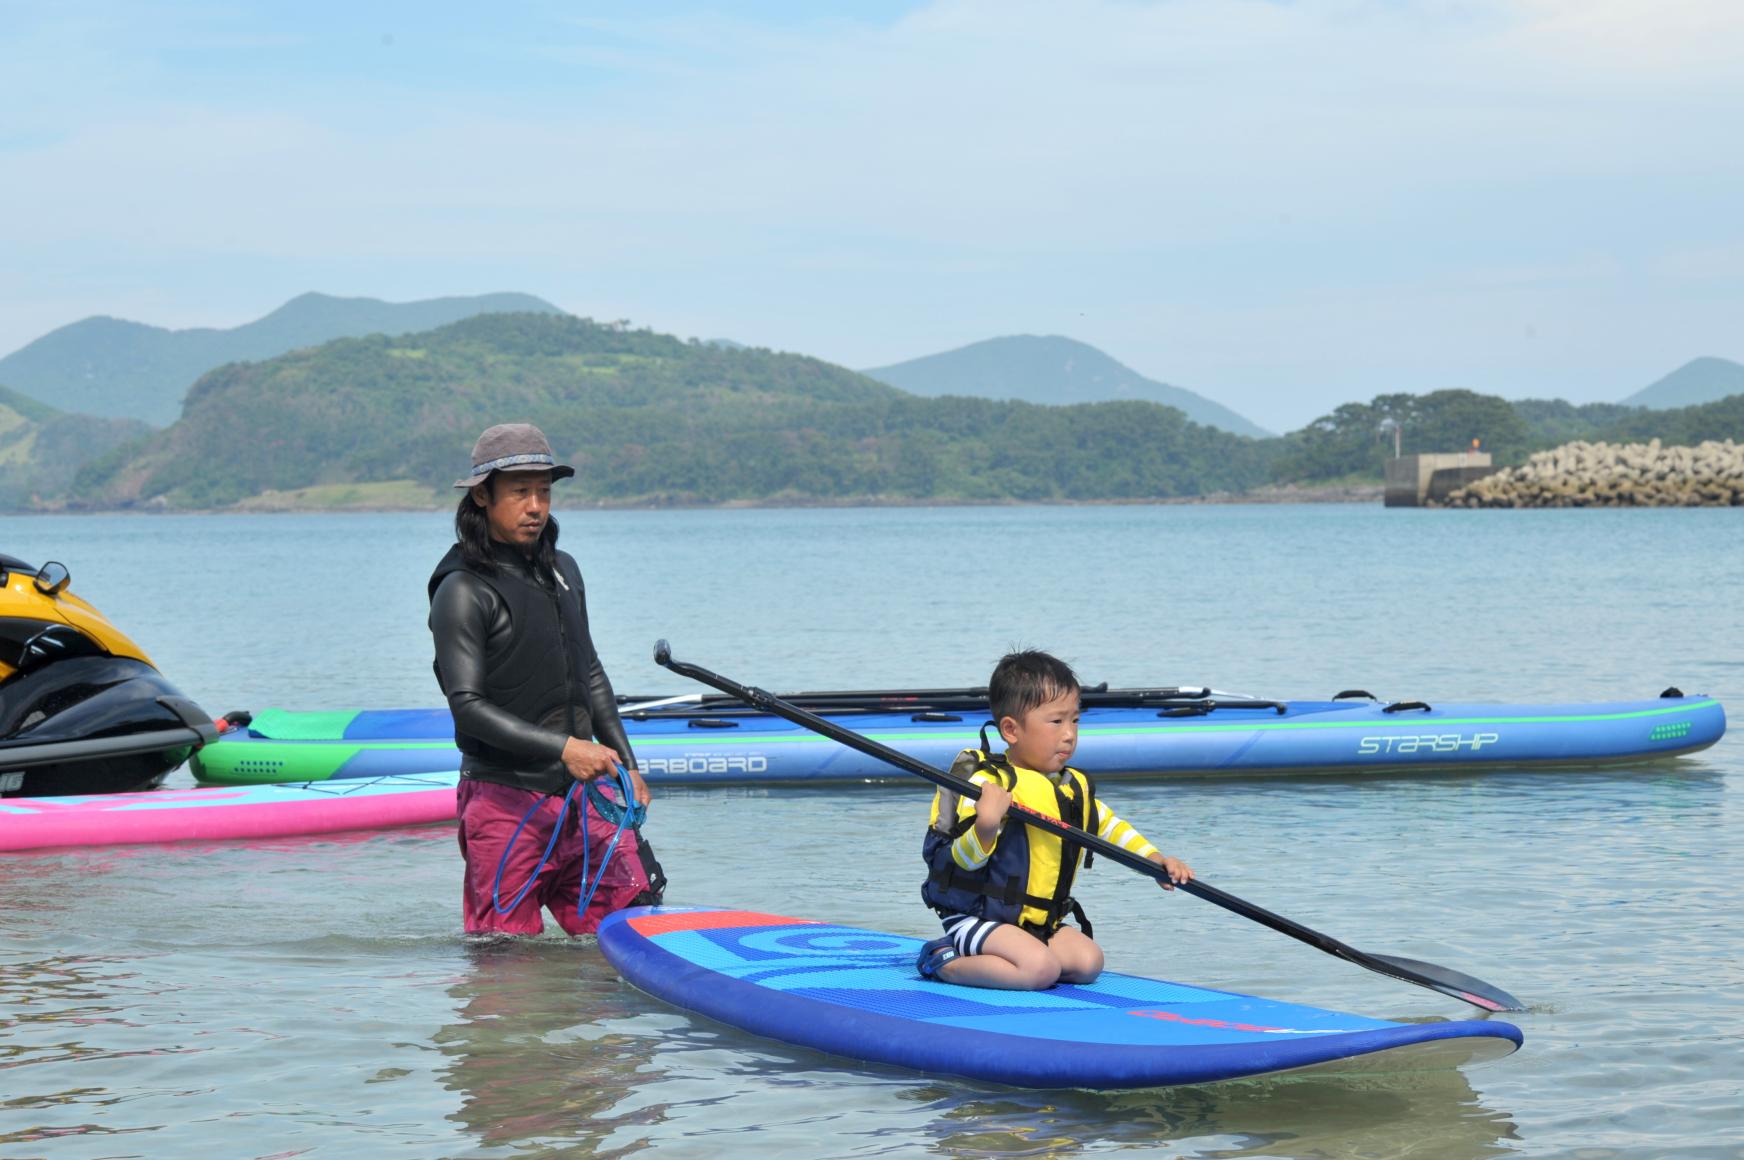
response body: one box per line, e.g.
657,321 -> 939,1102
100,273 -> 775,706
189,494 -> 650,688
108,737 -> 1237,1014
1047,926 -> 1104,984
935,924 -> 1061,990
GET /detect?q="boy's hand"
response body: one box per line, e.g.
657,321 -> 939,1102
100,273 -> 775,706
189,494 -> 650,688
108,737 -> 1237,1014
1149,852 -> 1194,890
973,782 -> 1012,844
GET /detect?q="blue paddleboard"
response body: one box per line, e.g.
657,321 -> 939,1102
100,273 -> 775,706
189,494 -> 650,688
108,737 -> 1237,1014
596,906 -> 1523,1089
196,693 -> 1726,786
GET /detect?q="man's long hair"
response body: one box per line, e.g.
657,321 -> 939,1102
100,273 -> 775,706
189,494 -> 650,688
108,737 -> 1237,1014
455,477 -> 561,581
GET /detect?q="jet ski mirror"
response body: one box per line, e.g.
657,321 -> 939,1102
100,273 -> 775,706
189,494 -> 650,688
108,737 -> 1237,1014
33,561 -> 69,597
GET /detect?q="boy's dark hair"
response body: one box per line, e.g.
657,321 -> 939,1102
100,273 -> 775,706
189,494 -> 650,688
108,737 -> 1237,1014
455,477 -> 561,583
989,650 -> 1080,724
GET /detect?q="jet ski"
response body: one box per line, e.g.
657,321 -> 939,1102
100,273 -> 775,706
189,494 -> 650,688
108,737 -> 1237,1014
0,553 -> 217,797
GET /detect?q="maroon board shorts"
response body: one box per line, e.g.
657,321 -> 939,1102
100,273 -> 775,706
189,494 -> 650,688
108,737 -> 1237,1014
456,776 -> 650,936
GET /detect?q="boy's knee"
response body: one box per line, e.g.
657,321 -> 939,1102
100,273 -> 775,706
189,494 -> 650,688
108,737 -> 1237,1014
1050,937 -> 1102,984
1021,958 -> 1061,990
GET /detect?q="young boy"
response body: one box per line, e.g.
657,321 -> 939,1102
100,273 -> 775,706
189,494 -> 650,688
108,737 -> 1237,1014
916,650 -> 1193,990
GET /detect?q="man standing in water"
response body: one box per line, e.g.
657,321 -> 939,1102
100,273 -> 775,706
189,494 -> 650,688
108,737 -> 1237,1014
428,423 -> 661,935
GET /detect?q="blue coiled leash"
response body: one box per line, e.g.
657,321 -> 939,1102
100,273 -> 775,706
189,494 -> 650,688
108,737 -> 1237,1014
491,764 -> 645,920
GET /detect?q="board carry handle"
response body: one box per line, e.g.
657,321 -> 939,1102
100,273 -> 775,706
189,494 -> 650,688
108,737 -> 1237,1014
651,640 -> 1525,1014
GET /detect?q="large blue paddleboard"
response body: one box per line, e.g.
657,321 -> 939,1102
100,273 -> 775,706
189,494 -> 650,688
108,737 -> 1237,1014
597,906 -> 1523,1089
194,692 -> 1726,786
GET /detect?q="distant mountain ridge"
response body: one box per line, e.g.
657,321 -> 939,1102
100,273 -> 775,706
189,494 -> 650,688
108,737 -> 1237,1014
0,291 -> 565,426
1620,357 -> 1744,410
862,335 -> 1271,438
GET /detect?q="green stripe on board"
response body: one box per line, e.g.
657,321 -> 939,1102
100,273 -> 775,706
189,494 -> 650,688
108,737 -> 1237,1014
247,709 -> 366,740
194,740 -> 451,784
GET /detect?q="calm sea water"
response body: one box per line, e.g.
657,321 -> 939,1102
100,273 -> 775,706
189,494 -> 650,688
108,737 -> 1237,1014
2,504 -> 1740,1158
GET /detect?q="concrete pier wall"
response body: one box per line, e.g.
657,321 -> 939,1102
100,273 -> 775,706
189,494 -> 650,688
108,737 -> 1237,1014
1384,452 -> 1495,507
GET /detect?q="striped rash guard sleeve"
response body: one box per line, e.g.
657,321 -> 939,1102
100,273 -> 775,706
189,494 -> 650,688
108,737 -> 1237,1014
948,770 -> 1000,870
948,781 -> 1161,869
1094,799 -> 1158,860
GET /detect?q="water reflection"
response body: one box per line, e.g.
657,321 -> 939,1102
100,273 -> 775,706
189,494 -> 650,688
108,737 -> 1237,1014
907,1066 -> 1519,1158
573,983 -> 1520,1159
436,938 -> 666,1155
0,950 -> 186,1151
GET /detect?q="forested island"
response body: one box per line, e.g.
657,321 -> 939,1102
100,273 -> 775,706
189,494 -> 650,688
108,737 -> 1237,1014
64,313 -> 1272,509
2,310 -> 1741,512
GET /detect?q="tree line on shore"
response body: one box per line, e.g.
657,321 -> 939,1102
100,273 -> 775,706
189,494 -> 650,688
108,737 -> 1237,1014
8,312 -> 1743,510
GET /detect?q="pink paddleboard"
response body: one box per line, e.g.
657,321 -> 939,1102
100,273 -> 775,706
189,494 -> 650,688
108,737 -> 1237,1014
0,772 -> 459,852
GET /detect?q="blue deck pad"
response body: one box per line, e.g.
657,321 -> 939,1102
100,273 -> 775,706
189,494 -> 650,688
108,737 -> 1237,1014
597,906 -> 1523,1089
656,925 -> 1389,1043
344,709 -> 455,739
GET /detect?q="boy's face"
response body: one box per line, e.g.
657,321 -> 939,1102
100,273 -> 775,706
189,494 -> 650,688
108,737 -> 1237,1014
998,688 -> 1081,772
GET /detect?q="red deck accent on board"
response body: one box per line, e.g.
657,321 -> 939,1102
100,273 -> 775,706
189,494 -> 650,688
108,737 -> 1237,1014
1130,1009 -> 1290,1033
627,909 -> 814,935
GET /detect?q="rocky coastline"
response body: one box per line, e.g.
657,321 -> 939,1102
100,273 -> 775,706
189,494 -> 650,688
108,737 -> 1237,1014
1442,439 -> 1744,508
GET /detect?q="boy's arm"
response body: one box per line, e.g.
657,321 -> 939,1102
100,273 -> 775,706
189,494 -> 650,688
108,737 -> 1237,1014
1092,799 -> 1158,858
1094,798 -> 1194,888
951,769 -> 1007,870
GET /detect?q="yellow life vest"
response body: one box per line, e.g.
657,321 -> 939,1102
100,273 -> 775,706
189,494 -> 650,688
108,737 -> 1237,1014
922,747 -> 1099,935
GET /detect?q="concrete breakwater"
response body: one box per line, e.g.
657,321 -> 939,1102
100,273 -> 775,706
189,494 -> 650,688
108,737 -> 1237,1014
1442,439 -> 1744,507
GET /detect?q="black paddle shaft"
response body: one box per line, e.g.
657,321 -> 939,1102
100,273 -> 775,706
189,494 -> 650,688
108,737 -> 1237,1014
652,640 -> 1524,1014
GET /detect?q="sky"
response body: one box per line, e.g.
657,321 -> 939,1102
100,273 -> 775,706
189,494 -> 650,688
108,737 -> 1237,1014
2,0 -> 1741,431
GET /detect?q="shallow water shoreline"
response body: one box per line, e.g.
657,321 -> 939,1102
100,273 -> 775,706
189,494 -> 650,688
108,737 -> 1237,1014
23,481 -> 1386,515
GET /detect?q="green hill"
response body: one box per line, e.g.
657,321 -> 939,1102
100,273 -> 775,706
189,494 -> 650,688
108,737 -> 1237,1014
862,336 -> 1271,439
1511,394 -> 1744,448
1512,398 -> 1644,446
1270,390 -> 1532,483
68,313 -> 1275,510
1620,357 -> 1744,410
0,384 -> 153,509
1589,392 -> 1744,445
0,291 -> 565,426
1273,388 -> 1744,483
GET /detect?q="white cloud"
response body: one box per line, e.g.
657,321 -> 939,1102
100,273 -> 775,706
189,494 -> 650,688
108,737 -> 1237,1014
1502,0 -> 1744,79
1,0 -> 1740,417
1648,242 -> 1744,283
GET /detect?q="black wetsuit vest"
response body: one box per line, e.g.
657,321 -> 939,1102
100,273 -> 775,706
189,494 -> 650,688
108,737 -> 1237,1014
427,541 -> 627,795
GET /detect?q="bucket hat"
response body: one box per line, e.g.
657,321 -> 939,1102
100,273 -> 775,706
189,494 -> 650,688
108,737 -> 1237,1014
453,423 -> 575,489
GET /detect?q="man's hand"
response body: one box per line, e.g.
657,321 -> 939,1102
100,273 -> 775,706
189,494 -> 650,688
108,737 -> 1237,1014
626,766 -> 651,807
561,737 -> 622,782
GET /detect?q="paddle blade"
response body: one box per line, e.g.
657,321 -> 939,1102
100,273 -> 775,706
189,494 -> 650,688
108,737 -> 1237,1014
1364,953 -> 1525,1013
